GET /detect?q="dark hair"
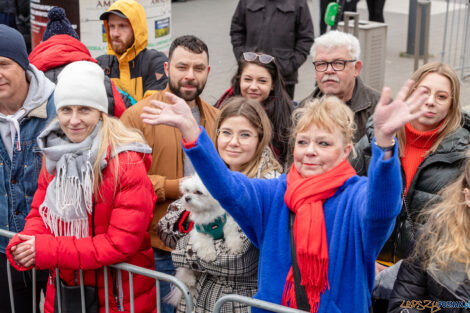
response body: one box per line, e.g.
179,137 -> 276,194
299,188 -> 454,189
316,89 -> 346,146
168,35 -> 209,62
231,53 -> 293,164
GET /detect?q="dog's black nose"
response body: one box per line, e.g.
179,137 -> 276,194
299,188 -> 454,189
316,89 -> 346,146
185,196 -> 191,202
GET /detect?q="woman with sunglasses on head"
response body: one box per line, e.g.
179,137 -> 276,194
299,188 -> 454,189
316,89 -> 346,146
216,52 -> 294,166
141,78 -> 429,313
351,62 -> 470,311
388,156 -> 470,313
158,97 -> 282,313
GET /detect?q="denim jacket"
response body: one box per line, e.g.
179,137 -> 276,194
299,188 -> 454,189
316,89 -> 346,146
0,95 -> 56,253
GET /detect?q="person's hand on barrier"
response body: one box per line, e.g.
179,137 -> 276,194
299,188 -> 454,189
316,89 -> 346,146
141,92 -> 200,142
11,234 -> 36,267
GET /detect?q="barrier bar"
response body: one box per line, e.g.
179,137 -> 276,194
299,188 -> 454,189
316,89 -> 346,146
213,294 -> 309,313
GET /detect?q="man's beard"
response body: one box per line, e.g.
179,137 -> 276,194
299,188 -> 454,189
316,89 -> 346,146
168,79 -> 206,102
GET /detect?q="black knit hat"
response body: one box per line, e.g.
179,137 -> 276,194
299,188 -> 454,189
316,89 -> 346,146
0,25 -> 29,71
42,7 -> 79,42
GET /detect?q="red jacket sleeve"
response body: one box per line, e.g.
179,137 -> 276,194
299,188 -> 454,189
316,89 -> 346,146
6,165 -> 53,271
34,152 -> 156,270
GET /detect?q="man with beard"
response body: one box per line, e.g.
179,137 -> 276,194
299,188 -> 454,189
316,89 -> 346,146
97,0 -> 168,102
299,31 -> 380,142
120,35 -> 217,313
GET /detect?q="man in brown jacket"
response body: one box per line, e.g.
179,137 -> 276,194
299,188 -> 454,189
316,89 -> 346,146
120,35 -> 217,313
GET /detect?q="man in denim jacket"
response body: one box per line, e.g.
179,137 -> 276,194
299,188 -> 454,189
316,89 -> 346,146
0,25 -> 56,313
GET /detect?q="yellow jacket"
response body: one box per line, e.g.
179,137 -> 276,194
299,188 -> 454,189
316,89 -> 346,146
98,0 -> 168,101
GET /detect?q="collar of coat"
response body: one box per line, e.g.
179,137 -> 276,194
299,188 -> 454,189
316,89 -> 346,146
195,213 -> 227,240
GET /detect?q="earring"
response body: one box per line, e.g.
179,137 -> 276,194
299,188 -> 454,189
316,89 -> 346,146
464,188 -> 470,207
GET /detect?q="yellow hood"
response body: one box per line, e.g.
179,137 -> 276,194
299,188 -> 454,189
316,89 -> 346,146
103,0 -> 148,61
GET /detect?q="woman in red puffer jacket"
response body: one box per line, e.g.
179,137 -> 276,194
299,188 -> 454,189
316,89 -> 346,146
6,61 -> 156,313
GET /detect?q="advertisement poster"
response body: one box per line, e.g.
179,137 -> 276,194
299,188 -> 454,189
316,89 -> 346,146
30,0 -> 172,57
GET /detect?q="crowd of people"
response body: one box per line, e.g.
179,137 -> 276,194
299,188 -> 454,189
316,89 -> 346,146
0,1 -> 468,313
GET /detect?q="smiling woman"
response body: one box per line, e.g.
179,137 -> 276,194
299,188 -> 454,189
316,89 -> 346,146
215,52 -> 293,166
6,61 -> 157,313
142,78 -> 429,313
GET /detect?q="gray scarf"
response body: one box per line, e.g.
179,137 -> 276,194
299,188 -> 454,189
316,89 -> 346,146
37,120 -> 151,238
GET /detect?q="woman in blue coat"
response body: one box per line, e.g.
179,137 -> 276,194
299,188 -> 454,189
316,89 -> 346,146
140,81 -> 428,313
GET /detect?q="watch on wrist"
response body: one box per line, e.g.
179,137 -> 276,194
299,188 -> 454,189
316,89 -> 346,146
375,138 -> 396,151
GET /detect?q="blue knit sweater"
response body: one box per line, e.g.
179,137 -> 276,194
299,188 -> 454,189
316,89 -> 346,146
184,128 -> 402,313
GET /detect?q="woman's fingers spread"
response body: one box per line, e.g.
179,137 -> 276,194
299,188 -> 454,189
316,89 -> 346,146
149,100 -> 166,109
395,80 -> 415,102
377,87 -> 391,108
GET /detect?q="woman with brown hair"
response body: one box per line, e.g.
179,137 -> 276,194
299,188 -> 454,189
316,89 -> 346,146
215,52 -> 294,166
158,96 -> 282,313
388,156 -> 470,313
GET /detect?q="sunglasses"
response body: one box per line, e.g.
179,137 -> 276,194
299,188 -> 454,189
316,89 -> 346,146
243,52 -> 275,64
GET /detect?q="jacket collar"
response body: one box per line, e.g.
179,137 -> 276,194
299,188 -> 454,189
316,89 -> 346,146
27,100 -> 48,119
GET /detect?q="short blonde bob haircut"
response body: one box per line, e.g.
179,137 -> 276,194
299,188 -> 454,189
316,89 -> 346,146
291,96 -> 357,147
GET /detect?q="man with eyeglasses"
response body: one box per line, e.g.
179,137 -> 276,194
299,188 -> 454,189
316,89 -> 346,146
299,31 -> 380,142
230,0 -> 314,99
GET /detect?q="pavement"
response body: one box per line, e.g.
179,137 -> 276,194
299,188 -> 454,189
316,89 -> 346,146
170,0 -> 470,109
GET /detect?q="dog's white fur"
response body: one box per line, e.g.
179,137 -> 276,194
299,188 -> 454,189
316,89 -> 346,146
164,175 -> 244,307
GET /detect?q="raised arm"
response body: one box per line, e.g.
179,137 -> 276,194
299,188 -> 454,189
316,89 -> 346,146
141,93 -> 278,246
359,80 -> 428,255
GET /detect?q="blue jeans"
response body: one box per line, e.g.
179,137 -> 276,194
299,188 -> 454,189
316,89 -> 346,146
154,249 -> 176,313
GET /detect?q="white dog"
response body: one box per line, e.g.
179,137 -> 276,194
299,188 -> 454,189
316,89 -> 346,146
165,175 -> 244,307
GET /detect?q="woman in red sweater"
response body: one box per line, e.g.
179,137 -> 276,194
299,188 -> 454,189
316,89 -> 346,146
352,62 -> 470,311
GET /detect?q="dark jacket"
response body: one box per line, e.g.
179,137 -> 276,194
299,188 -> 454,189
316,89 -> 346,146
299,76 -> 380,142
230,0 -> 314,85
388,257 -> 470,313
350,114 -> 470,263
97,0 -> 168,101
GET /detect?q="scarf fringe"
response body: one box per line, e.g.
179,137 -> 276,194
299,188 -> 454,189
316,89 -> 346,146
39,204 -> 90,238
39,160 -> 94,239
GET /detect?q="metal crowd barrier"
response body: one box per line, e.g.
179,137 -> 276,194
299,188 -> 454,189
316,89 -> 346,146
213,294 -> 308,313
0,229 -> 193,313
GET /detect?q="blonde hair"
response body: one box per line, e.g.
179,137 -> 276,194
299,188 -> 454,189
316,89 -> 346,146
291,96 -> 356,147
412,156 -> 470,277
397,62 -> 462,157
214,97 -> 282,178
92,114 -> 147,195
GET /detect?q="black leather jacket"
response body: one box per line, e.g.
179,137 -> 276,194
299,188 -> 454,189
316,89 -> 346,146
350,114 -> 470,263
389,257 -> 470,313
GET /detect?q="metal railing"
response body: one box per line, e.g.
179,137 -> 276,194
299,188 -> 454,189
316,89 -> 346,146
441,0 -> 470,80
213,294 -> 308,313
0,229 -> 193,313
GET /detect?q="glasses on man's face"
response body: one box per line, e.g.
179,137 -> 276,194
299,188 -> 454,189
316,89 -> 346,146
312,59 -> 356,72
414,86 -> 451,105
243,52 -> 275,64
217,129 -> 258,144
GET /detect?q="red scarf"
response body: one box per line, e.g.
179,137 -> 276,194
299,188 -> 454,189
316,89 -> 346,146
282,159 -> 356,313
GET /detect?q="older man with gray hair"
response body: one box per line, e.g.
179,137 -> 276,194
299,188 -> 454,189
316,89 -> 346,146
300,30 -> 380,142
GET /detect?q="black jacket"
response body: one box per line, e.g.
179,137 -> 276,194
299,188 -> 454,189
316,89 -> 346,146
350,114 -> 470,263
230,0 -> 314,84
389,257 -> 470,313
299,76 -> 380,143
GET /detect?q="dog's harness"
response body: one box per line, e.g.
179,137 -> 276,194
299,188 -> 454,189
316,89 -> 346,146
195,214 -> 227,240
